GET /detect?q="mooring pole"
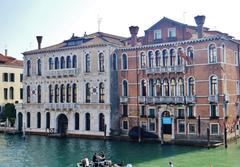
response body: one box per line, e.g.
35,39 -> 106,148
224,126 -> 227,148
104,124 -> 107,142
207,127 -> 210,149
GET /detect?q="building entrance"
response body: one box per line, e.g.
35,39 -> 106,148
57,114 -> 68,136
18,112 -> 23,131
161,111 -> 172,134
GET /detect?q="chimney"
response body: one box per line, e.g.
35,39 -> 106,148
194,15 -> 205,38
36,36 -> 43,49
129,26 -> 139,46
5,49 -> 7,56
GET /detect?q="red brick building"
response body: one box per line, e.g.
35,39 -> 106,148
117,15 -> 240,143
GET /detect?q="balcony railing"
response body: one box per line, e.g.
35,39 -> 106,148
44,103 -> 77,110
185,96 -> 196,103
120,96 -> 129,104
138,96 -> 146,103
208,95 -> 218,103
46,68 -> 78,78
144,96 -> 185,104
146,65 -> 185,74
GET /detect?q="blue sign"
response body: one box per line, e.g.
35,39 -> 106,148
162,117 -> 172,124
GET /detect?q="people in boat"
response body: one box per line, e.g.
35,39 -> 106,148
81,157 -> 89,167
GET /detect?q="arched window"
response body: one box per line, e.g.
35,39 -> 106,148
140,52 -> 146,68
99,53 -> 104,72
37,85 -> 41,103
9,87 -> 14,99
99,82 -> 104,103
85,54 -> 90,72
49,58 -> 53,70
170,78 -> 176,96
162,49 -> 168,67
155,50 -> 161,67
27,60 -> 31,76
27,85 -> 30,103
49,85 -> 53,103
112,53 -> 117,70
163,79 -> 169,96
178,78 -> 184,96
156,79 -> 162,96
85,83 -> 91,103
122,80 -> 128,96
99,113 -> 105,132
66,56 -> 71,68
170,49 -> 176,66
149,79 -> 154,96
148,51 -> 154,68
210,75 -> 218,95
54,57 -> 59,69
177,48 -> 183,65
187,46 -> 194,62
60,84 -> 65,103
37,59 -> 41,75
37,112 -> 41,128
46,112 -> 50,129
209,44 -> 217,63
60,56 -> 65,69
140,80 -> 146,96
54,85 -> 59,103
122,53 -> 128,70
188,77 -> 195,96
66,84 -> 71,103
72,83 -> 77,103
75,113 -> 79,130
27,112 -> 31,128
72,55 -> 77,68
85,113 -> 90,131
222,44 -> 225,63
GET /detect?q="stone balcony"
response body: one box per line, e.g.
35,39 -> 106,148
138,96 -> 146,103
44,103 -> 77,110
120,96 -> 129,104
45,68 -> 79,78
185,96 -> 196,103
145,96 -> 185,104
146,65 -> 185,74
208,95 -> 218,103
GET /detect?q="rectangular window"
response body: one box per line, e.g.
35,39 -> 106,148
210,104 -> 218,117
10,73 -> 15,82
149,108 -> 155,118
188,124 -> 196,134
168,28 -> 176,38
20,88 -> 23,100
178,120 -> 185,133
140,106 -> 146,117
210,123 -> 219,135
122,105 -> 128,116
4,88 -> 8,100
149,119 -> 155,131
123,121 -> 128,130
3,73 -> 8,82
234,51 -> 238,66
154,30 -> 162,40
178,109 -> 185,118
20,74 -> 23,82
188,106 -> 195,117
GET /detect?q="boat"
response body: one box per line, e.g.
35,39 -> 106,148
77,158 -> 131,167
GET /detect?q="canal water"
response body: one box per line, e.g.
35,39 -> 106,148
0,134 -> 239,167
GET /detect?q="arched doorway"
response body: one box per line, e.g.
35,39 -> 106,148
57,114 -> 68,135
18,112 -> 23,131
99,113 -> 105,132
161,111 -> 172,134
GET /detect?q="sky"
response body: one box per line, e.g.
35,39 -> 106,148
1,0 -> 240,60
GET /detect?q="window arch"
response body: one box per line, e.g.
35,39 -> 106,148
178,78 -> 184,96
149,79 -> 155,96
99,82 -> 104,103
49,58 -> 53,70
170,78 -> 176,96
209,44 -> 217,63
72,55 -> 77,68
85,54 -> 90,72
27,85 -> 30,103
177,48 -> 183,65
170,49 -> 176,66
210,75 -> 218,95
46,112 -> 50,129
72,83 -> 77,103
54,85 -> 59,103
155,50 -> 161,67
27,112 -> 31,128
122,80 -> 128,96
112,53 -> 117,70
85,83 -> 91,103
9,87 -> 14,99
140,52 -> 146,68
162,49 -> 168,67
163,79 -> 169,96
54,57 -> 59,69
187,46 -> 194,62
75,113 -> 79,130
99,53 -> 104,72
140,80 -> 146,96
188,77 -> 195,96
122,53 -> 128,70
85,113 -> 90,131
37,85 -> 41,103
66,56 -> 71,68
99,113 -> 105,132
37,59 -> 41,75
27,60 -> 31,76
66,84 -> 71,103
148,51 -> 154,68
49,85 -> 53,103
60,84 -> 65,103
37,112 -> 41,128
60,56 -> 65,69
156,79 -> 162,96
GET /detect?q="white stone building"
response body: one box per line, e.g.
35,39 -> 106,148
16,32 -> 125,137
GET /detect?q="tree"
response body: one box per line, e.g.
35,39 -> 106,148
3,103 -> 16,127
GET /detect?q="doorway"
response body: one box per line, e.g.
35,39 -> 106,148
57,114 -> 68,136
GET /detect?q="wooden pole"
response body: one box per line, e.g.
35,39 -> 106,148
207,127 -> 210,149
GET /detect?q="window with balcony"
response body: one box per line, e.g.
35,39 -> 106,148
72,55 -> 77,68
3,73 -> 8,82
37,85 -> 41,103
60,56 -> 65,69
178,120 -> 185,133
49,85 -> 53,103
75,113 -> 79,130
162,49 -> 168,67
178,78 -> 184,96
140,52 -> 146,68
55,85 -> 59,103
177,48 -> 183,66
149,79 -> 155,96
85,113 -> 90,131
210,75 -> 218,95
27,112 -> 31,128
54,57 -> 59,69
27,60 -> 31,76
112,53 -> 117,70
99,53 -> 104,72
178,109 -> 184,118
122,105 -> 128,116
85,54 -> 90,72
37,112 -> 41,128
60,84 -> 65,103
49,58 -> 53,70
72,83 -> 77,103
189,124 -> 196,134
155,50 -> 161,67
187,46 -> 194,63
170,49 -> 176,66
210,123 -> 219,135
66,84 -> 71,103
188,77 -> 195,96
9,87 -> 14,99
148,51 -> 154,68
170,78 -> 176,96
85,83 -> 91,103
46,112 -> 50,129
99,113 -> 105,132
66,56 -> 71,68
210,104 -> 218,118
140,80 -> 147,96
122,80 -> 128,96
156,79 -> 162,96
37,59 -> 41,75
122,53 -> 128,70
4,88 -> 8,100
27,86 -> 30,103
122,121 -> 128,130
154,30 -> 161,40
163,79 -> 169,96
168,28 -> 176,38
10,73 -> 15,82
99,82 -> 104,103
209,44 -> 217,63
